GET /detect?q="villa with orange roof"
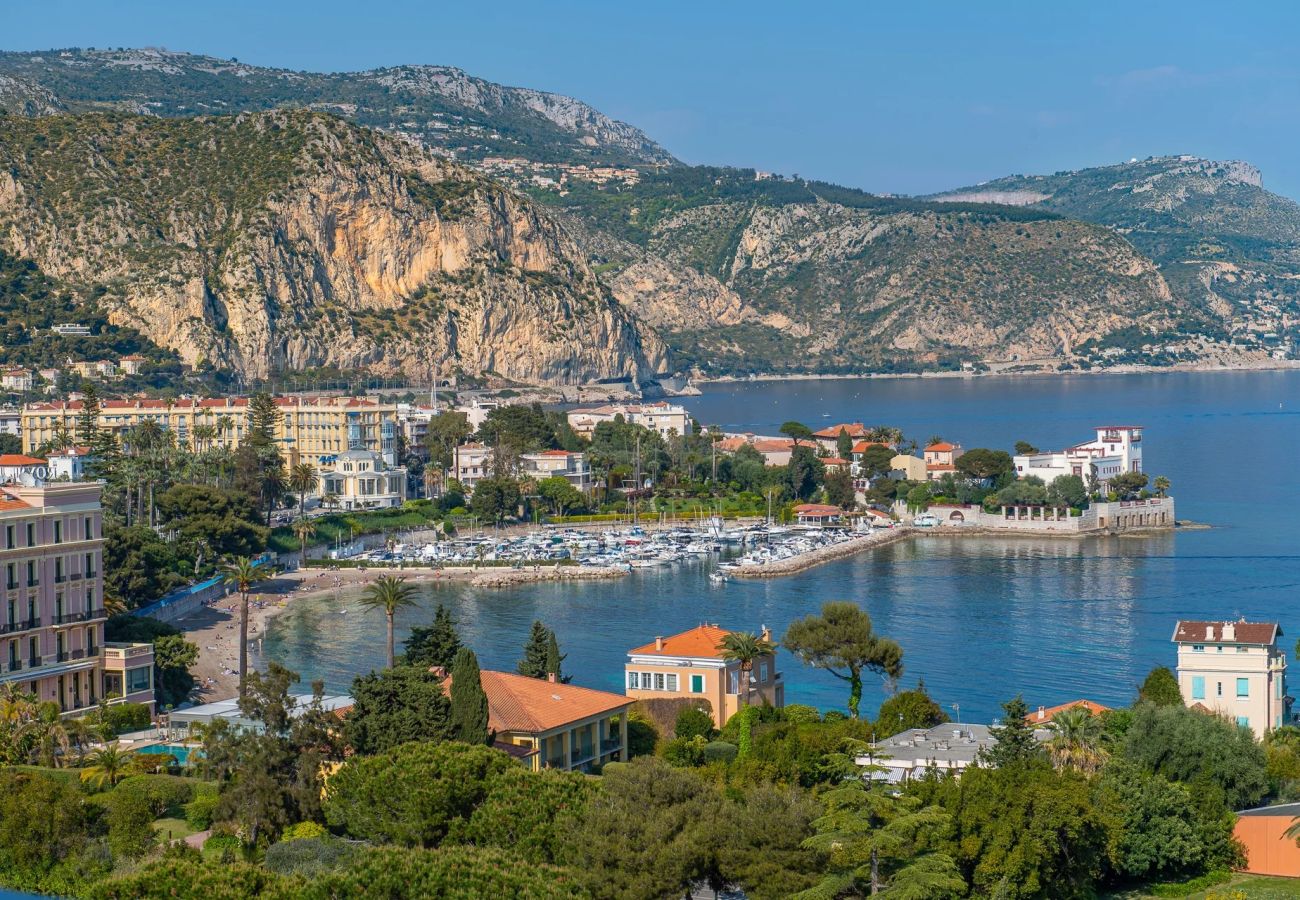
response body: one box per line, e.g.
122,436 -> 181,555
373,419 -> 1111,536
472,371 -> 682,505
923,441 -> 964,481
1024,699 -> 1111,725
625,624 -> 783,727
813,422 -> 868,452
2,369 -> 33,393
446,669 -> 633,772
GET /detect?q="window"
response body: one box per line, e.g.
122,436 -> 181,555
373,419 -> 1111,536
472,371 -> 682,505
84,517 -> 93,540
4,525 -> 12,549
653,673 -> 665,691
628,671 -> 639,690
126,666 -> 151,694
25,523 -> 34,547
1216,646 -> 1223,653
1238,646 -> 1249,653
690,674 -> 704,693
1192,644 -> 1204,653
1237,716 -> 1249,729
1237,678 -> 1249,698
665,674 -> 678,692
728,670 -> 739,694
53,520 -> 62,544
1217,682 -> 1223,697
758,662 -> 768,683
1192,676 -> 1205,700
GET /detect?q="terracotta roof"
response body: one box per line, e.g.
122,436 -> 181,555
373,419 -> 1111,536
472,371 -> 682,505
863,508 -> 891,519
536,450 -> 577,457
0,455 -> 46,466
925,442 -> 957,452
445,670 -> 631,734
629,624 -> 736,660
926,463 -> 957,471
1025,699 -> 1111,724
751,439 -> 794,453
1173,620 -> 1280,645
852,440 -> 888,453
813,423 -> 867,439
794,503 -> 843,517
820,457 -> 849,466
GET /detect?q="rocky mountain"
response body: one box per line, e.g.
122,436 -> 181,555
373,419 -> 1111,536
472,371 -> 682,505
548,170 -> 1201,373
0,48 -> 674,166
0,74 -> 64,116
0,111 -> 665,383
930,157 -> 1300,355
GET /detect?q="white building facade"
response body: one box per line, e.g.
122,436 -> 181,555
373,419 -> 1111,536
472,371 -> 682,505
520,450 -> 592,491
567,402 -> 691,439
317,449 -> 407,511
1014,426 -> 1143,488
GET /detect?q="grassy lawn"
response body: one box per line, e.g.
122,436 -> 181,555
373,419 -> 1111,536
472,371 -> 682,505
152,817 -> 197,842
1105,874 -> 1300,899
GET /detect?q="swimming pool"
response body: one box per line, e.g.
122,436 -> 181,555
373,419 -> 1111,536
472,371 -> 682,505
131,743 -> 199,765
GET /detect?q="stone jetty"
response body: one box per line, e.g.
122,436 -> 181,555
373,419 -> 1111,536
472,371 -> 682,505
470,565 -> 630,588
728,527 -> 915,579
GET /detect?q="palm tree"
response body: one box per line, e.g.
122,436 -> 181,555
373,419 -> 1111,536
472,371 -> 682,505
1046,707 -> 1108,775
1154,475 -> 1171,498
289,462 -> 317,520
357,575 -> 420,669
32,701 -> 71,767
80,745 -> 131,789
292,517 -> 316,554
221,557 -> 269,701
717,631 -> 776,709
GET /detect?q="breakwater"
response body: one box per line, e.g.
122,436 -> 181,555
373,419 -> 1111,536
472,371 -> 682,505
469,565 -> 630,588
728,527 -> 916,578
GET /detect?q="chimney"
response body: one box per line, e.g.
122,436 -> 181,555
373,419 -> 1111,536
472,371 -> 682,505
760,625 -> 771,642
1036,706 -> 1045,721
1205,625 -> 1214,640
655,636 -> 664,652
547,672 -> 557,683
1223,622 -> 1235,641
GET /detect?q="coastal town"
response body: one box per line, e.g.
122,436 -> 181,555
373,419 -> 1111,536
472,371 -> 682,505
4,373 -> 1300,896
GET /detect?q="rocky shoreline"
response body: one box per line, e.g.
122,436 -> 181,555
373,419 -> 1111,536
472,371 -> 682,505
468,565 -> 630,588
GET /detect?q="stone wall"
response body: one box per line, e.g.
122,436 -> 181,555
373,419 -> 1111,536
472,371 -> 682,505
902,496 -> 1175,534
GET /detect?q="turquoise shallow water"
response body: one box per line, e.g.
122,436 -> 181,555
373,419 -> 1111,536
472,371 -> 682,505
258,370 -> 1300,723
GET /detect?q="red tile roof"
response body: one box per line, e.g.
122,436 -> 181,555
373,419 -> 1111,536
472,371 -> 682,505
0,455 -> 46,466
464,670 -> 632,734
813,423 -> 868,439
629,624 -> 736,660
1024,699 -> 1111,724
751,439 -> 794,453
794,503 -> 843,517
925,442 -> 957,452
820,457 -> 849,466
1173,620 -> 1281,645
852,440 -> 888,453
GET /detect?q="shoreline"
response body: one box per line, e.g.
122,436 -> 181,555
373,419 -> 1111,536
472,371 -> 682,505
690,359 -> 1300,388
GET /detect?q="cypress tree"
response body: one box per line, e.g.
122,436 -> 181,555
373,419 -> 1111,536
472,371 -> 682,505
517,620 -> 552,678
545,630 -> 571,683
403,604 -> 462,670
449,647 -> 490,745
979,695 -> 1042,768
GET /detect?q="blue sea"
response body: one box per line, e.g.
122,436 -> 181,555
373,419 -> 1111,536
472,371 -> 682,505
258,370 -> 1300,723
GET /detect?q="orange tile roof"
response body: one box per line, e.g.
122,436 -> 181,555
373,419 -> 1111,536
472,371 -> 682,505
444,670 -> 632,734
794,503 -> 842,517
820,457 -> 849,466
813,422 -> 867,439
1024,699 -> 1111,724
925,442 -> 957,452
0,455 -> 47,466
852,440 -> 888,453
629,624 -> 736,660
751,439 -> 794,453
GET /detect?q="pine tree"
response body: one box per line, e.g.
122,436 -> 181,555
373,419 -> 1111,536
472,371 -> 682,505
517,620 -> 552,679
449,647 -> 490,745
402,604 -> 462,670
544,630 -> 571,683
979,695 -> 1043,768
247,392 -> 281,447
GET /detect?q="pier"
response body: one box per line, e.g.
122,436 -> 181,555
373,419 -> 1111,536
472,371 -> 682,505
727,527 -> 915,578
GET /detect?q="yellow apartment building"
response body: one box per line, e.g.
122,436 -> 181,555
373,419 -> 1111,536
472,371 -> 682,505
22,396 -> 398,466
625,624 -> 784,727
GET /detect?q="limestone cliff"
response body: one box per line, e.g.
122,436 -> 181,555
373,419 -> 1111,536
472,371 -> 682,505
0,111 -> 666,382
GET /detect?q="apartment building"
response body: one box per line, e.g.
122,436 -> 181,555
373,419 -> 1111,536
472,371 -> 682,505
1173,619 -> 1288,738
0,481 -> 154,716
625,624 -> 784,727
22,396 -> 398,466
520,450 -> 592,491
567,401 -> 691,439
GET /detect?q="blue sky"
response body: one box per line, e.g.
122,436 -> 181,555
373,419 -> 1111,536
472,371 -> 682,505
11,1 -> 1300,198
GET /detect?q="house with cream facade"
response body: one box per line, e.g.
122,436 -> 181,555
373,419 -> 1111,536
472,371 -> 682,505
1173,619 -> 1288,737
1,480 -> 154,716
567,402 -> 691,439
625,624 -> 784,727
317,449 -> 407,511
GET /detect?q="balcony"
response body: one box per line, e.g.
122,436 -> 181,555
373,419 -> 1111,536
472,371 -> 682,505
0,617 -> 40,636
5,581 -> 17,591
54,574 -> 67,584
70,572 -> 83,582
600,738 -> 623,754
545,755 -> 566,770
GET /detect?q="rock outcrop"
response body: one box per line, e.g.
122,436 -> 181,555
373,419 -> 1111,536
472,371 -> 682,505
0,111 -> 666,382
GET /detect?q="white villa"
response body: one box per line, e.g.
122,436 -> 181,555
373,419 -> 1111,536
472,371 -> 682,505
1013,425 -> 1143,488
317,449 -> 407,510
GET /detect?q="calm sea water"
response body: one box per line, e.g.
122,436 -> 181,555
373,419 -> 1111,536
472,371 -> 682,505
258,371 -> 1300,723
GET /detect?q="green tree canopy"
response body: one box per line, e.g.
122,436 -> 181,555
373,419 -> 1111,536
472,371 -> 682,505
1137,666 -> 1184,707
783,602 -> 903,719
875,686 -> 949,739
449,647 -> 491,746
345,665 -> 452,756
980,695 -> 1044,769
402,604 -> 462,671
324,741 -> 511,847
